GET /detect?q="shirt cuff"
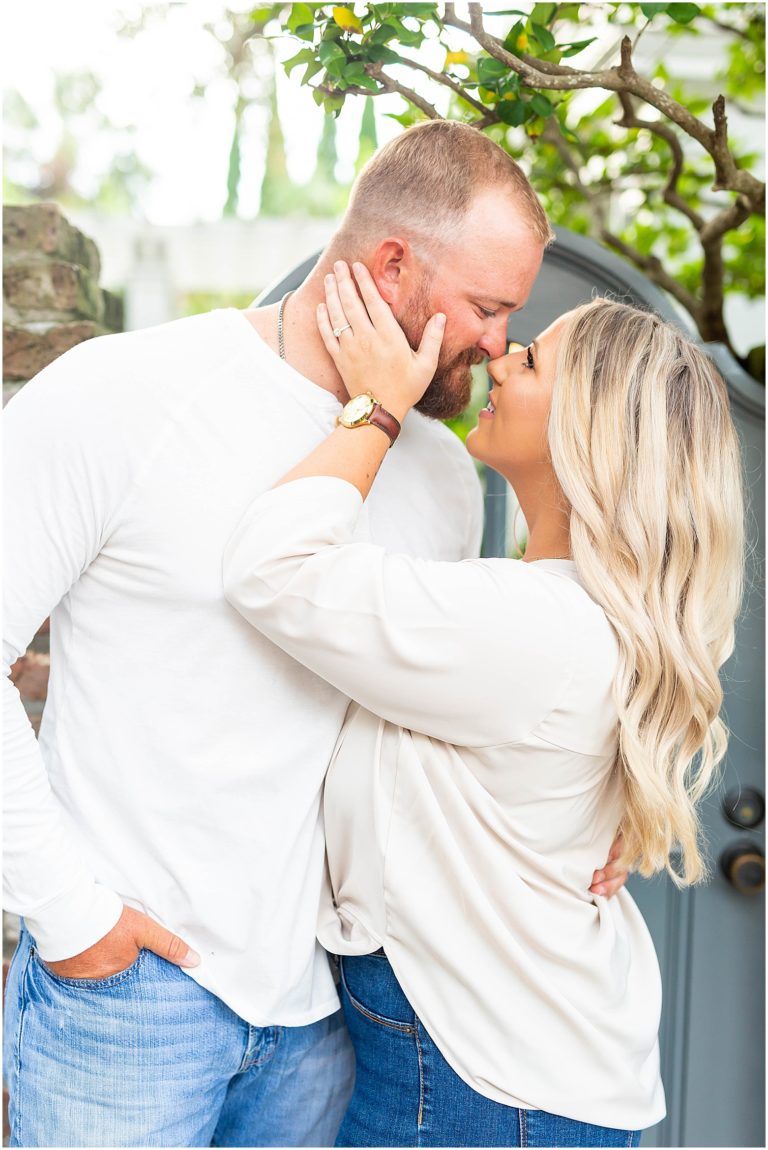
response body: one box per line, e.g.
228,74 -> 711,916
25,881 -> 125,962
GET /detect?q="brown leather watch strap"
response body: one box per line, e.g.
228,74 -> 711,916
367,403 -> 402,446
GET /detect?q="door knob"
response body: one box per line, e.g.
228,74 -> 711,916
719,841 -> 765,894
722,786 -> 765,829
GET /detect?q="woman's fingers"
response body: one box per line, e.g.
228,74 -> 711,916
416,313 -> 446,375
333,262 -> 374,333
323,272 -> 350,338
317,302 -> 340,361
323,261 -> 373,341
590,867 -> 630,899
351,261 -> 398,330
590,832 -> 629,898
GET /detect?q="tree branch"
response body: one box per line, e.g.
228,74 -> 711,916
601,232 -> 700,317
455,4 -> 610,89
699,197 -> 754,246
618,105 -> 754,246
440,4 -> 766,209
318,0 -> 761,358
386,54 -> 488,115
369,66 -> 441,119
616,92 -> 705,230
538,121 -> 702,322
313,80 -> 386,101
699,243 -> 732,349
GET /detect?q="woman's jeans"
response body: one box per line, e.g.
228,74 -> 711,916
336,952 -> 641,1148
3,924 -> 355,1147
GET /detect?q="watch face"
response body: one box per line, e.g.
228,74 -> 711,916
343,393 -> 375,424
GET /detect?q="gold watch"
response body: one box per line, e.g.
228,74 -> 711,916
336,392 -> 402,447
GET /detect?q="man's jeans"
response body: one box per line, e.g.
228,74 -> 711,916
3,926 -> 355,1147
336,952 -> 642,1148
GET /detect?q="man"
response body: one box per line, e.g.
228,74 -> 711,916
3,120 -> 627,1148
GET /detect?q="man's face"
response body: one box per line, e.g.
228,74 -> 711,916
394,188 -> 545,420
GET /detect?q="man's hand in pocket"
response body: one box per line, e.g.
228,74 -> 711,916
43,905 -> 200,979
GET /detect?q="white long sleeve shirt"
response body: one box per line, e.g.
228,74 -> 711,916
223,477 -> 666,1130
2,308 -> 483,1026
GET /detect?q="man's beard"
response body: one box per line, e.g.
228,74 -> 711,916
397,282 -> 485,421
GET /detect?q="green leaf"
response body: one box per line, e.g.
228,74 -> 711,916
283,47 -> 315,76
640,3 -> 669,17
369,21 -> 397,44
554,3 -> 582,19
318,39 -> 346,65
530,92 -> 555,117
497,99 -> 530,126
503,20 -> 526,53
477,56 -> 509,82
294,23 -> 317,41
556,121 -> 581,145
350,72 -> 380,90
498,72 -> 521,95
287,3 -> 315,33
525,115 -> 546,138
383,108 -> 423,128
667,3 -> 700,24
392,3 -> 439,15
325,93 -> 346,117
325,54 -> 349,78
302,58 -> 324,85
343,62 -> 369,81
530,2 -> 557,24
559,37 -> 597,57
390,20 -> 426,47
366,44 -> 402,64
530,23 -> 556,51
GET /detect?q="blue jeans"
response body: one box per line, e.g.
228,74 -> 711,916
3,926 -> 355,1147
336,952 -> 641,1148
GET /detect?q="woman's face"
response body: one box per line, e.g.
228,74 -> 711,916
466,312 -> 571,478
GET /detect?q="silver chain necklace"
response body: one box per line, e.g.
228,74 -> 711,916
277,291 -> 293,361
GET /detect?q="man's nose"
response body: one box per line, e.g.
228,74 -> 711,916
479,318 -> 509,361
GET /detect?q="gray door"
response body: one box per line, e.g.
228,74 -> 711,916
258,227 -> 765,1147
503,231 -> 766,1150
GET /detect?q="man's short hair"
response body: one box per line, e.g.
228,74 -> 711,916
337,119 -> 554,255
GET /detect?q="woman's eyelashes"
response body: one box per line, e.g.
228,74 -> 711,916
524,345 -> 535,370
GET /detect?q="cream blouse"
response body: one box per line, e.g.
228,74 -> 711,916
223,476 -> 666,1131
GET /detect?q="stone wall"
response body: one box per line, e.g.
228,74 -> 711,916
3,202 -> 123,404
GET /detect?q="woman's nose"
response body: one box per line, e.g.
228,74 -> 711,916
479,319 -> 510,361
486,359 -> 504,385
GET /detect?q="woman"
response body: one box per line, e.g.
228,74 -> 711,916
223,262 -> 744,1147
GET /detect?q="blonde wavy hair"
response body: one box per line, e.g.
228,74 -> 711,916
548,298 -> 745,886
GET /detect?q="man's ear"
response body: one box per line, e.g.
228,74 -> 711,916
370,238 -> 414,306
